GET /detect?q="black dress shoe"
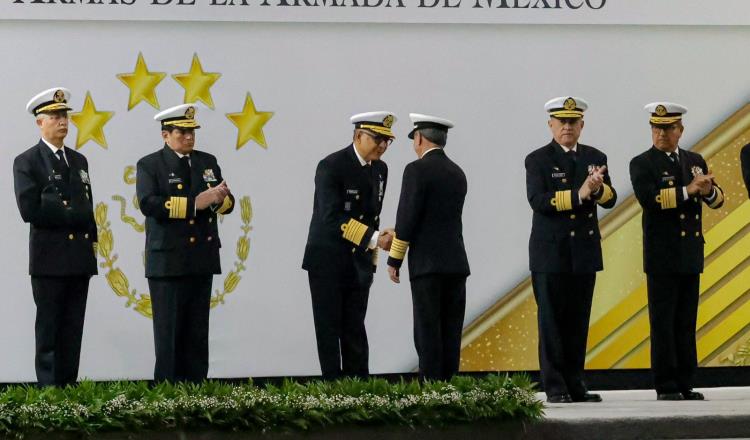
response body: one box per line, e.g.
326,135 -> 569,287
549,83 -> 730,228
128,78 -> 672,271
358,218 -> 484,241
657,392 -> 684,401
681,390 -> 704,400
571,392 -> 602,402
547,394 -> 573,403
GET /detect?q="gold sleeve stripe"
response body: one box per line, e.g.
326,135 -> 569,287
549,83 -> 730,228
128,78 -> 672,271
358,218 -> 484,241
708,187 -> 725,209
551,190 -> 573,212
164,196 -> 188,219
216,196 -> 233,214
341,218 -> 368,245
597,184 -> 614,205
389,237 -> 410,261
656,188 -> 677,210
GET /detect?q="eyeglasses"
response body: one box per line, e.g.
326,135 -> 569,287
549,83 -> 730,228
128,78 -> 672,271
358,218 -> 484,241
363,131 -> 394,146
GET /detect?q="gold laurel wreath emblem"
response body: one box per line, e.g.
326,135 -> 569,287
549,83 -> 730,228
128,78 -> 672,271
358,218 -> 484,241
95,165 -> 253,318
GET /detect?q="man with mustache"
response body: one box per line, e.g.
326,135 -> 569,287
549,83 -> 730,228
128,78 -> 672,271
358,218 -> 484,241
136,103 -> 235,383
303,111 -> 396,380
630,102 -> 723,401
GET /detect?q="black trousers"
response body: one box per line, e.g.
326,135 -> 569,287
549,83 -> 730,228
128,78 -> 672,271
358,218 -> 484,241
31,276 -> 90,387
531,272 -> 595,398
308,273 -> 371,380
646,273 -> 700,394
410,274 -> 467,381
148,275 -> 212,383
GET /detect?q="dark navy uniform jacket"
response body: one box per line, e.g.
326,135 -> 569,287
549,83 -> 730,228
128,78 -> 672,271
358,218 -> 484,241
525,140 -> 617,274
136,145 -> 235,278
630,146 -> 724,274
13,140 -> 97,277
386,148 -> 470,280
302,144 -> 387,286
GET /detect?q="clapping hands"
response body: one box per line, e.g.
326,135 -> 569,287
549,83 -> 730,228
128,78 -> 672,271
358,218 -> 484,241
195,180 -> 231,210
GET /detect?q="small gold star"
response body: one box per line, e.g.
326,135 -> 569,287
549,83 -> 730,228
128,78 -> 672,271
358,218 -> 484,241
117,52 -> 167,110
226,93 -> 274,150
70,91 -> 115,150
172,53 -> 221,109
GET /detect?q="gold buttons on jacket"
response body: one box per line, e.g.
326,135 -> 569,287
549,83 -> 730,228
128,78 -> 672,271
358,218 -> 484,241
696,214 -> 700,220
84,233 -> 89,239
562,179 -> 567,184
680,214 -> 685,219
359,215 -> 364,220
189,219 -> 195,225
681,231 -> 686,237
352,248 -> 356,253
63,200 -> 68,206
589,230 -> 594,235
668,181 -> 674,186
355,195 -> 360,200
588,213 -> 593,218
695,232 -> 700,237
177,184 -> 183,190
68,234 -> 74,240
570,231 -> 576,237
189,237 -> 196,243
209,218 -> 213,223
207,236 -> 213,241
570,214 -> 576,220
375,216 -> 379,221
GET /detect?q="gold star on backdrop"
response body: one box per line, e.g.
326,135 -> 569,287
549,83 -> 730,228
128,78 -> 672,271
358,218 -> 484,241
117,52 -> 167,110
226,93 -> 274,150
70,91 -> 115,150
172,53 -> 221,109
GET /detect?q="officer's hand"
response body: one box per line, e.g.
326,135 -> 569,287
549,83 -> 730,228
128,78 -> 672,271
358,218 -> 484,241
215,180 -> 231,197
579,177 -> 593,201
378,230 -> 393,251
195,188 -> 224,210
699,174 -> 715,196
388,265 -> 400,283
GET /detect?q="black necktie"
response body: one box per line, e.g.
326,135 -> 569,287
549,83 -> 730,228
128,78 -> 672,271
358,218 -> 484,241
667,152 -> 678,163
180,155 -> 191,188
55,149 -> 70,180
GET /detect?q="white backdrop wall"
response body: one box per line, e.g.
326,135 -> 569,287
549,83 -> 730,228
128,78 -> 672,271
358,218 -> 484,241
0,20 -> 749,381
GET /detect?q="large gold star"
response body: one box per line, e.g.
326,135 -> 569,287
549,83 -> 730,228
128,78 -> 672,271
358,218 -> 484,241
69,91 -> 115,150
226,93 -> 274,150
117,52 -> 166,110
172,53 -> 221,109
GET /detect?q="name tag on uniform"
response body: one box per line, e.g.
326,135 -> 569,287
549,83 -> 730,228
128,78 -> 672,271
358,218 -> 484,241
346,189 -> 359,195
552,172 -> 566,178
169,178 -> 183,184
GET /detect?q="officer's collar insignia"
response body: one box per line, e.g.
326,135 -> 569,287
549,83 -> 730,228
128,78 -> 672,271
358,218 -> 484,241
203,168 -> 217,182
663,171 -> 669,175
691,166 -> 704,177
553,166 -> 560,171
655,105 -> 668,117
382,114 -> 394,128
564,97 -> 577,110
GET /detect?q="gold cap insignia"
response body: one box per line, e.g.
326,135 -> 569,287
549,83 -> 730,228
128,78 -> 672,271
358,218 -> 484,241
185,106 -> 196,119
382,114 -> 394,128
53,90 -> 65,103
564,97 -> 577,110
655,105 -> 667,116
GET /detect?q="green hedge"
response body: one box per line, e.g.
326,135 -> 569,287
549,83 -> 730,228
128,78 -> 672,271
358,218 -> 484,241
0,374 -> 542,438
